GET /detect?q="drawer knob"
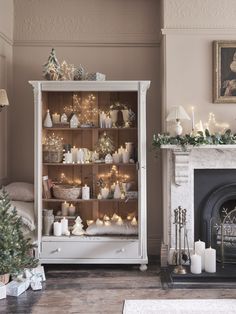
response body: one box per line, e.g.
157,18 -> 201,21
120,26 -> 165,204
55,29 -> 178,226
56,248 -> 61,253
117,248 -> 125,253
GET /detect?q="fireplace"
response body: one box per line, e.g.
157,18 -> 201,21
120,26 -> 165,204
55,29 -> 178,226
194,169 -> 236,263
162,146 -> 236,265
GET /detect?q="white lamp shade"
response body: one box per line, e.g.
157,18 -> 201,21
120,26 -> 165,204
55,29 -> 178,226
166,105 -> 190,121
0,89 -> 9,106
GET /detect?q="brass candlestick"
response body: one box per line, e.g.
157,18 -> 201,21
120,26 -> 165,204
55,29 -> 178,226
173,206 -> 187,275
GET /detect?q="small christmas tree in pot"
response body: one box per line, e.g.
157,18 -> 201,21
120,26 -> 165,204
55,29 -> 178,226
0,191 -> 38,284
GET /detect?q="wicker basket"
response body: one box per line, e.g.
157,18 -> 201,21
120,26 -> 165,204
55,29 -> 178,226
0,273 -> 10,284
43,149 -> 63,163
53,185 -> 81,200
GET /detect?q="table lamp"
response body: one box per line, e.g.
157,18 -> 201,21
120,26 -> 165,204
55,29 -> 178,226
166,105 -> 191,135
0,89 -> 9,112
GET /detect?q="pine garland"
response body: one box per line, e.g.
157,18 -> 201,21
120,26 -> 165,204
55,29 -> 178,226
0,190 -> 38,275
152,129 -> 236,150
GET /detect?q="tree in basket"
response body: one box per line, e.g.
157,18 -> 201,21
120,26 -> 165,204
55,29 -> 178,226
0,191 -> 38,283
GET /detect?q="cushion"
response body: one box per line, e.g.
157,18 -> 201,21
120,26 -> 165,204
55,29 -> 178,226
3,182 -> 34,202
86,220 -> 138,236
10,201 -> 35,232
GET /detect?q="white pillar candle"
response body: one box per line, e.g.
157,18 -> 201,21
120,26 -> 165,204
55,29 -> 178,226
97,193 -> 102,200
205,247 -> 216,273
99,111 -> 106,128
77,149 -> 85,164
122,149 -> 130,164
71,146 -> 78,163
125,142 -> 134,159
118,146 -> 124,155
82,184 -> 90,200
114,182 -> 121,199
190,253 -> 202,274
61,217 -> 68,235
53,222 -> 62,236
112,151 -> 120,163
195,240 -> 205,271
61,201 -> 69,216
52,113 -> 60,124
105,116 -> 112,128
68,203 -> 76,216
64,152 -> 72,163
101,187 -> 109,199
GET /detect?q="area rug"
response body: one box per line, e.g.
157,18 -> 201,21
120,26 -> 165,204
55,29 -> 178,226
123,299 -> 236,314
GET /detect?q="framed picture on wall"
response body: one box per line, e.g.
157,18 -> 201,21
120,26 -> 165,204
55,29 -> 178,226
213,40 -> 236,103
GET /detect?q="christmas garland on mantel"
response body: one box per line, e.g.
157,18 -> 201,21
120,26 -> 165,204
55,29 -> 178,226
152,129 -> 236,150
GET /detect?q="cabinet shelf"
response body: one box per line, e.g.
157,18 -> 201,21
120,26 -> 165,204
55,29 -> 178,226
43,162 -> 137,167
42,198 -> 138,203
43,127 -> 137,131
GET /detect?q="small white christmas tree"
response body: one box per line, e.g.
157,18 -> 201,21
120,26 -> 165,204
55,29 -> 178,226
43,48 -> 61,80
72,216 -> 85,235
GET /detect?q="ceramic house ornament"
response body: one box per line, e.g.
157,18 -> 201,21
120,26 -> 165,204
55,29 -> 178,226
43,110 -> 53,127
70,114 -> 79,128
61,113 -> 68,123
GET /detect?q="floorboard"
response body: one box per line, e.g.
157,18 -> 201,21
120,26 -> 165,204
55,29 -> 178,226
1,261 -> 236,314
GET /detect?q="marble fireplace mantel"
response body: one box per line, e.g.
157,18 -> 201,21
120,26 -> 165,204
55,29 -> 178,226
161,145 -> 236,264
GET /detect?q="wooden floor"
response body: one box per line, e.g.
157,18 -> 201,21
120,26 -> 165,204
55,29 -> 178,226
1,261 -> 236,314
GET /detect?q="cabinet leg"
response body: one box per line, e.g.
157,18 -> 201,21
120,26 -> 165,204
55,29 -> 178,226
139,264 -> 148,271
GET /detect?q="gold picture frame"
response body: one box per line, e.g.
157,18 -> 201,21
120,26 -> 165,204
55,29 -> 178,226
213,40 -> 236,103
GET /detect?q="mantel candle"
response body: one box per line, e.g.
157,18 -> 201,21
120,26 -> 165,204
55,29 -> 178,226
82,184 -> 90,200
195,240 -> 205,271
191,106 -> 195,130
205,247 -> 216,273
190,253 -> 201,274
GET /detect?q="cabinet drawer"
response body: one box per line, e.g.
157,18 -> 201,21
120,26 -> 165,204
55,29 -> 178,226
41,240 -> 140,259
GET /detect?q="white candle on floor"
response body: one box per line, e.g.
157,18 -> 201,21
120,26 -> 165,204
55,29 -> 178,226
195,240 -> 205,271
190,253 -> 201,274
205,247 -> 216,273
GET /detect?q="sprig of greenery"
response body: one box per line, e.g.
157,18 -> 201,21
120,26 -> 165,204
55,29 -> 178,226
152,129 -> 236,151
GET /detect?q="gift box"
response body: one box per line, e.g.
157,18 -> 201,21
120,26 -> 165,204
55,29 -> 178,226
6,279 -> 30,297
0,283 -> 6,299
85,72 -> 106,81
25,266 -> 46,282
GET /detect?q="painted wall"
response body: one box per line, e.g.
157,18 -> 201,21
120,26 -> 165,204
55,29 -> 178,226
11,0 -> 162,254
0,0 -> 13,186
162,0 -> 236,133
161,0 -> 236,247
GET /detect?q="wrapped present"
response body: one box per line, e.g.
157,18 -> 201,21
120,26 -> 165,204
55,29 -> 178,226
0,283 -> 6,299
85,72 -> 106,81
6,279 -> 30,297
31,277 -> 42,291
24,266 -> 46,282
